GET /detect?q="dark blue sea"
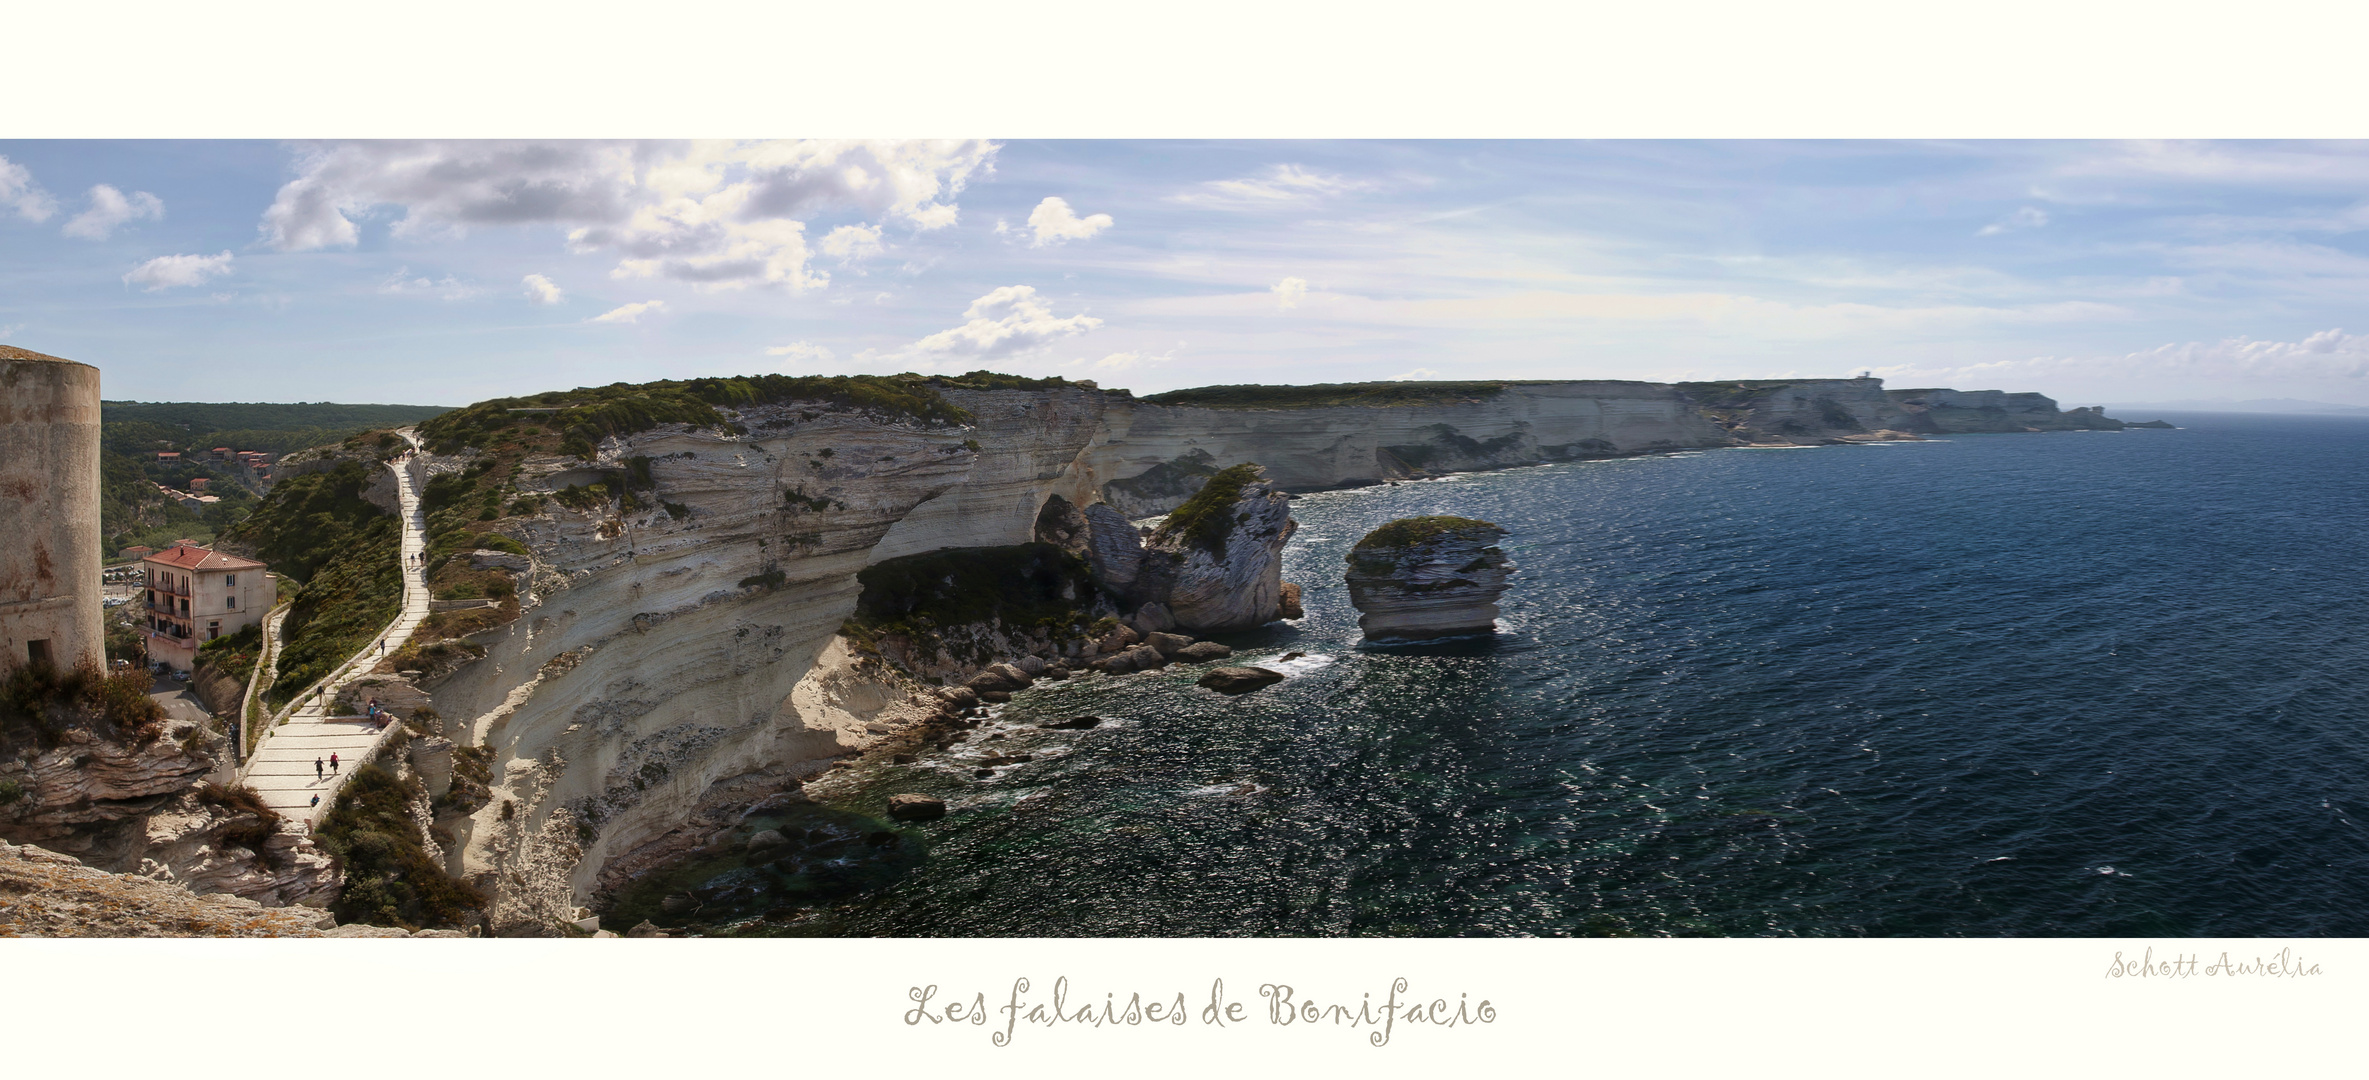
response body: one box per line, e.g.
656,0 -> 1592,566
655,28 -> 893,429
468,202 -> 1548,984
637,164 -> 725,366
656,413 -> 2369,937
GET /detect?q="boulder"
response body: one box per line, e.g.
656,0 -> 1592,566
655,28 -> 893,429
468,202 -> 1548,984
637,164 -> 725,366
627,920 -> 668,938
409,928 -> 468,938
1042,665 -> 1070,681
1081,503 -> 1147,594
1146,632 -> 1195,656
966,667 -> 1026,693
1118,643 -> 1167,671
1130,602 -> 1177,635
1277,581 -> 1304,620
1343,517 -> 1514,640
978,690 -> 1013,703
1039,715 -> 1103,730
886,794 -> 947,822
746,829 -> 789,852
1198,666 -> 1286,695
1174,641 -> 1234,663
1013,656 -> 1049,677
938,686 -> 980,709
1096,622 -> 1141,655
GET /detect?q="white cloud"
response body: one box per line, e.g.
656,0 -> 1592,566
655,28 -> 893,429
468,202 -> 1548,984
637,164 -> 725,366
589,300 -> 666,324
765,341 -> 834,363
1271,276 -> 1309,309
1026,196 -> 1112,246
1083,350 -> 1170,372
0,155 -> 56,223
379,267 -> 480,300
905,285 -> 1102,363
522,273 -> 565,304
1872,327 -> 2369,389
62,185 -> 164,240
819,223 -> 884,261
123,251 -> 235,291
1977,206 -> 2050,236
1387,367 -> 1441,380
1178,164 -> 1370,207
0,322 -> 25,340
257,140 -> 998,292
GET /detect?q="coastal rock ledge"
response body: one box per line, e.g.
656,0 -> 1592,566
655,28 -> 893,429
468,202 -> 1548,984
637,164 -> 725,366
1344,516 -> 1514,640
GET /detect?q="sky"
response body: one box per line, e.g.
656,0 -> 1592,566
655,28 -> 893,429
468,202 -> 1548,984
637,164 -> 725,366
4,139 -> 2368,408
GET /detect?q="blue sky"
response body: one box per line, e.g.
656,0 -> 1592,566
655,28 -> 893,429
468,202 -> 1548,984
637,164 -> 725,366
4,139 -> 2367,407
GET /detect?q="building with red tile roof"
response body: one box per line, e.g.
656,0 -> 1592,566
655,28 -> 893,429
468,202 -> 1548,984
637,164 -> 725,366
140,543 -> 268,671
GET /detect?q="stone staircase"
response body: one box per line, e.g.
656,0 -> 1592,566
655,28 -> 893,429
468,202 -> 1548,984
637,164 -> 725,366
238,432 -> 432,825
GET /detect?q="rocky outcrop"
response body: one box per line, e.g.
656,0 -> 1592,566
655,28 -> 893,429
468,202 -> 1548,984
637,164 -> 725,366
1198,667 -> 1285,694
133,788 -> 340,907
1886,388 -> 2126,433
0,839 -> 330,937
1080,464 -> 1299,634
0,721 -> 217,855
1345,517 -> 1515,640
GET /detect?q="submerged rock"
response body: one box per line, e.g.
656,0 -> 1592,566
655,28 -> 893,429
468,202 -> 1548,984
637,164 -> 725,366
1344,516 -> 1514,640
1038,715 -> 1103,730
1198,666 -> 1286,695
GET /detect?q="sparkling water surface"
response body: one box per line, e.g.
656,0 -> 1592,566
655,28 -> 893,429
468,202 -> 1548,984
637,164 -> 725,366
682,413 -> 2369,937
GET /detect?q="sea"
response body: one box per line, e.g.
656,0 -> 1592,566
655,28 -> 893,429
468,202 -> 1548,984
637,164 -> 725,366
617,412 -> 2369,937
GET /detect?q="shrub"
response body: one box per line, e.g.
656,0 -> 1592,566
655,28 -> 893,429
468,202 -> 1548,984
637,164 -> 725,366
315,764 -> 485,930
1150,463 -> 1265,555
1,662 -> 167,748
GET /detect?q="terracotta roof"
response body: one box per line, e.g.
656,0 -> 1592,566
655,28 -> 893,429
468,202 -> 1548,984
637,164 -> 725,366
143,543 -> 265,572
0,344 -> 81,364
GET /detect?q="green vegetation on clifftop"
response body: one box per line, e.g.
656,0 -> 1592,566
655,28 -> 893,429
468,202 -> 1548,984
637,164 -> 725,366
1142,381 -> 1513,410
417,373 -> 975,456
1151,463 -> 1264,555
1352,515 -> 1504,551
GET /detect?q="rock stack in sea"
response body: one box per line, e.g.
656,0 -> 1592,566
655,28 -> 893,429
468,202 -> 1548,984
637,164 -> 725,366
1077,462 -> 1301,634
1343,516 -> 1514,640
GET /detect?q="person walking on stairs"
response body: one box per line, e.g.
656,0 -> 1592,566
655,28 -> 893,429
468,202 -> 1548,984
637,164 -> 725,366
314,756 -> 324,781
329,751 -> 340,775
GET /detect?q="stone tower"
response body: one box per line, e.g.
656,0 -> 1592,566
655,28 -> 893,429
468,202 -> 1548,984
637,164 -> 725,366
1,344 -> 104,673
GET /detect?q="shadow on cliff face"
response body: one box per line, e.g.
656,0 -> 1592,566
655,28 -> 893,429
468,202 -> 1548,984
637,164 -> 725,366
600,803 -> 922,934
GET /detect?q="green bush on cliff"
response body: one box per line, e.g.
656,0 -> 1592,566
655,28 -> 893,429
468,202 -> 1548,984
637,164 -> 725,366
315,764 -> 485,931
0,662 -> 166,749
1352,515 -> 1504,552
1151,463 -> 1264,555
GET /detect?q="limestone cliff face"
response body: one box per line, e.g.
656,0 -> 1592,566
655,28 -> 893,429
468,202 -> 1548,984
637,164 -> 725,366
1344,517 -> 1514,640
412,397 -> 1097,913
1886,388 -> 2125,433
1090,381 -> 1732,499
1675,377 -> 1918,444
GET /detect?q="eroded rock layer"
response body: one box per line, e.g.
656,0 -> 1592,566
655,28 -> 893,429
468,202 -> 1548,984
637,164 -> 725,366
1345,517 -> 1515,640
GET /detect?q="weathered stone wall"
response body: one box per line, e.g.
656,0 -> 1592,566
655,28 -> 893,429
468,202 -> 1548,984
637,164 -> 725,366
0,347 -> 104,673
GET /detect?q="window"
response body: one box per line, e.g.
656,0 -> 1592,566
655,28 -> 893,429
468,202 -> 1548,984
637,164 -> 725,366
224,574 -> 236,586
207,622 -> 220,640
226,596 -> 236,609
26,640 -> 49,666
